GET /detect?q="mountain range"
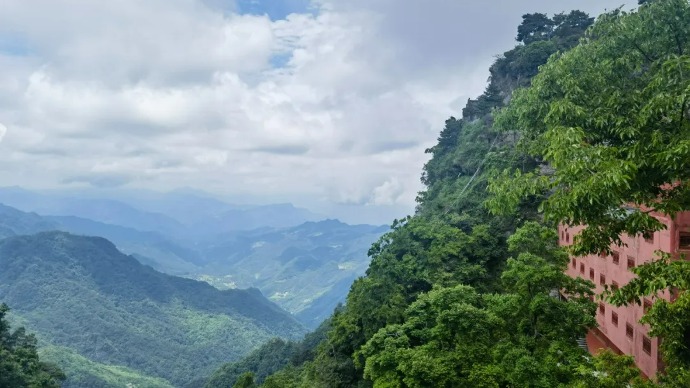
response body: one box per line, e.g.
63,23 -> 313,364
0,187 -> 388,385
0,187 -> 387,328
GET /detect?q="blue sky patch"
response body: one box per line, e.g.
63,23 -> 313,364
237,0 -> 313,21
0,33 -> 30,56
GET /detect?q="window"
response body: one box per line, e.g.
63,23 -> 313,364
599,303 -> 605,315
600,274 -> 606,285
626,323 -> 634,339
580,263 -> 585,274
589,268 -> 595,280
566,232 -> 570,243
612,311 -> 618,326
643,298 -> 653,313
571,258 -> 576,269
612,281 -> 619,291
680,232 -> 690,250
642,336 -> 652,355
627,256 -> 636,269
612,251 -> 620,265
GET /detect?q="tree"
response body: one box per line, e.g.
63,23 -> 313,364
487,0 -> 690,383
488,0 -> 690,256
233,372 -> 257,388
357,223 -> 596,388
0,303 -> 65,387
516,13 -> 554,44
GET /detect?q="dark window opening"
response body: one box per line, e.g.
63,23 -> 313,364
612,251 -> 620,265
612,281 -> 619,291
566,232 -> 570,243
600,274 -> 606,285
627,256 -> 636,269
626,323 -> 634,339
589,268 -> 595,280
599,303 -> 605,315
612,311 -> 618,326
643,298 -> 653,313
642,336 -> 652,355
580,263 -> 585,274
680,232 -> 690,250
571,258 -> 576,269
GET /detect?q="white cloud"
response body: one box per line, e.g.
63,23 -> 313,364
0,0 -> 626,223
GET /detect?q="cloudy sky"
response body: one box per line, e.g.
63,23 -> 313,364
0,0 -> 627,224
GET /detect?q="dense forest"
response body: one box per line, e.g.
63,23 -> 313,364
207,1 -> 690,387
5,1 -> 690,387
0,230 -> 305,387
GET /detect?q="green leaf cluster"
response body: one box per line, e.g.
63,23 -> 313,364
0,303 -> 65,388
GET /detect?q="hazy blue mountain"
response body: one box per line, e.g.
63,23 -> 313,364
0,231 -> 305,386
0,203 -> 59,239
46,215 -> 203,274
0,191 -> 386,329
0,187 -> 184,235
196,219 -> 388,328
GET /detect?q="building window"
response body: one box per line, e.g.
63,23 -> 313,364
566,232 -> 570,243
589,268 -> 595,280
642,336 -> 652,355
612,281 -> 619,291
643,298 -> 653,313
644,233 -> 654,244
626,323 -> 634,339
680,232 -> 690,250
612,311 -> 618,326
612,251 -> 620,265
600,274 -> 606,285
571,258 -> 576,269
627,256 -> 636,269
599,303 -> 605,315
580,263 -> 585,274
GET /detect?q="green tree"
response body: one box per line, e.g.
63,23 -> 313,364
487,0 -> 690,383
233,372 -> 257,388
488,0 -> 690,256
516,13 -> 554,44
357,223 -> 596,388
0,303 -> 65,388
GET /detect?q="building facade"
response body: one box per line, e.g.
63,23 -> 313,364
559,211 -> 690,378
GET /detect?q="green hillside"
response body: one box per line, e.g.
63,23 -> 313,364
0,231 -> 305,387
39,345 -> 173,388
205,6 -> 678,387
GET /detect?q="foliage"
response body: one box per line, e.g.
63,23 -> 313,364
38,345 -> 172,388
488,0 -> 690,256
357,223 -> 596,388
0,232 -> 305,387
0,303 -> 65,388
487,0 -> 690,384
572,350 -> 655,388
207,6 -> 614,388
205,318 -> 330,388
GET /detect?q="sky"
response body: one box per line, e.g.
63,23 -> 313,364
0,0 -> 628,224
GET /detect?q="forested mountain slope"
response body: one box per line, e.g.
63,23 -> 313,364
0,191 -> 385,328
206,7 -> 663,388
0,231 -> 305,387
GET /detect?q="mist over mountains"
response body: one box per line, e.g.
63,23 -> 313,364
0,186 -> 386,326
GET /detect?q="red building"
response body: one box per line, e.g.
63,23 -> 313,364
559,211 -> 690,378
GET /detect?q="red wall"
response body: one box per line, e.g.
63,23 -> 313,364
560,211 -> 690,378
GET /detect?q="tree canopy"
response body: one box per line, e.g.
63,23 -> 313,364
0,303 -> 65,388
488,0 -> 690,384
